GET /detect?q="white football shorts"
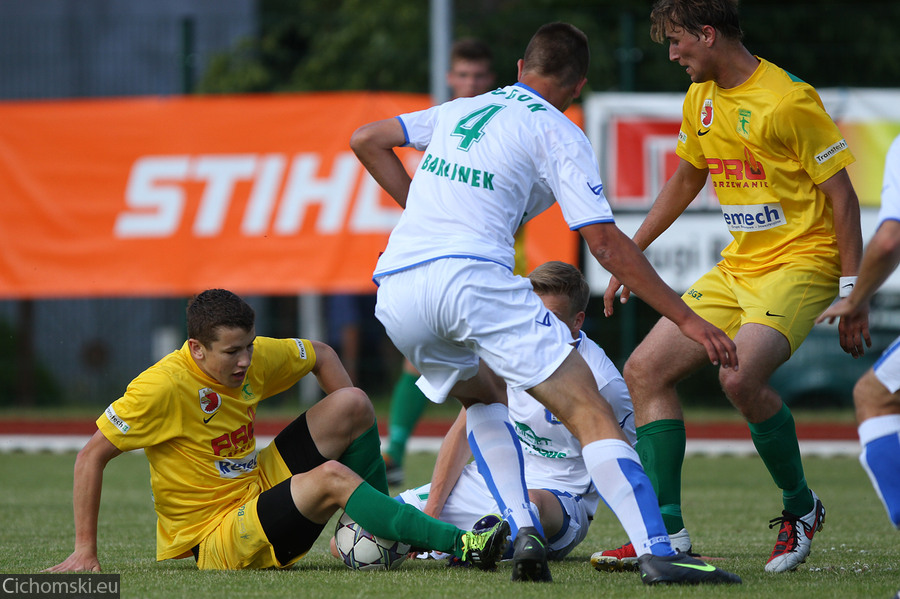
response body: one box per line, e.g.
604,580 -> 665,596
874,335 -> 900,393
397,464 -> 591,560
375,258 -> 574,403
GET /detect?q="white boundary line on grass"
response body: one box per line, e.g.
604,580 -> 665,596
0,434 -> 861,457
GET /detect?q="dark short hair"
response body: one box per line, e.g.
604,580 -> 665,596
186,289 -> 255,347
528,261 -> 591,316
450,38 -> 493,66
522,22 -> 589,88
650,0 -> 743,44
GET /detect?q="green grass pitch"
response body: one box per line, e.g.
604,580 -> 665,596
2,449 -> 897,599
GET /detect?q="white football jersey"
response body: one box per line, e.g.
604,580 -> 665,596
374,83 -> 614,280
878,135 -> 900,227
508,330 -> 635,517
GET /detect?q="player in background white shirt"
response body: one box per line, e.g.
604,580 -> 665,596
351,22 -> 739,585
818,134 -> 900,533
398,262 -> 635,561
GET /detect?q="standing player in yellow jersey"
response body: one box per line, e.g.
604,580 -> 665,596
597,0 -> 869,574
45,289 -> 507,572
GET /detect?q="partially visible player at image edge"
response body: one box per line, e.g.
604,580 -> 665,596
817,133 -> 900,547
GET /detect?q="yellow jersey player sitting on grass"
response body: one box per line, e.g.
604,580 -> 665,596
45,289 -> 508,572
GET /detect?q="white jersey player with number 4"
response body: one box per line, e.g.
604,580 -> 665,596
373,83 -> 612,280
352,22 -> 739,584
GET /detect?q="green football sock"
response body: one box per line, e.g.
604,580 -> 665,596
635,419 -> 686,534
386,371 -> 429,467
339,421 -> 389,494
749,403 -> 813,516
344,482 -> 463,555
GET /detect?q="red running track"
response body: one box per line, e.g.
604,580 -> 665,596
0,418 -> 859,440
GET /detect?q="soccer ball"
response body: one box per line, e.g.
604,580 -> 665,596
333,511 -> 411,571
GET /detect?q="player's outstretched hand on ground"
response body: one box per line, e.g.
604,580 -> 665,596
43,550 -> 101,573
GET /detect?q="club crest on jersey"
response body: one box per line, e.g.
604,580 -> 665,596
700,99 -> 714,128
737,108 -> 751,139
199,387 -> 222,415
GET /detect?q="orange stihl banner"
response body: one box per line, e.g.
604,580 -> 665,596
0,93 -> 578,298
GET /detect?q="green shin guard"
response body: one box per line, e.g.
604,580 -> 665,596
344,482 -> 462,554
749,403 -> 813,516
636,419 -> 687,534
340,422 -> 389,494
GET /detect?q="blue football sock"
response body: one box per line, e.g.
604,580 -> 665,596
466,402 -> 542,538
859,414 -> 900,528
583,439 -> 675,557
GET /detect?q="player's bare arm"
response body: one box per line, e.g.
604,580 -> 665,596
350,118 -> 411,208
584,221 -> 737,369
422,408 -> 472,519
819,219 -> 900,325
819,169 -> 870,357
603,159 -> 707,310
310,340 -> 355,393
44,430 -> 122,573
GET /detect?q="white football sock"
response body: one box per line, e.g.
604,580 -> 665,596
466,402 -> 542,538
582,439 -> 675,557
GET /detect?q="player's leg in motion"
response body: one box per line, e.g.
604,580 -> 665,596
465,402 -> 551,581
855,364 -> 900,529
465,402 -> 541,536
621,317 -> 710,537
533,351 -> 740,585
593,320 -> 700,571
716,325 -> 824,573
447,363 -> 551,582
534,352 -> 672,553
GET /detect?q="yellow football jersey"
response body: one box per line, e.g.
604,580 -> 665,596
96,336 -> 316,561
677,57 -> 854,275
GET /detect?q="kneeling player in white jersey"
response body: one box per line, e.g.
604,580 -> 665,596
398,262 -> 635,561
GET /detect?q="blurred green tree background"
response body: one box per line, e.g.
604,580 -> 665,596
199,0 -> 900,95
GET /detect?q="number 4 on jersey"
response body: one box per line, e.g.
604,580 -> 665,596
451,104 -> 505,151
